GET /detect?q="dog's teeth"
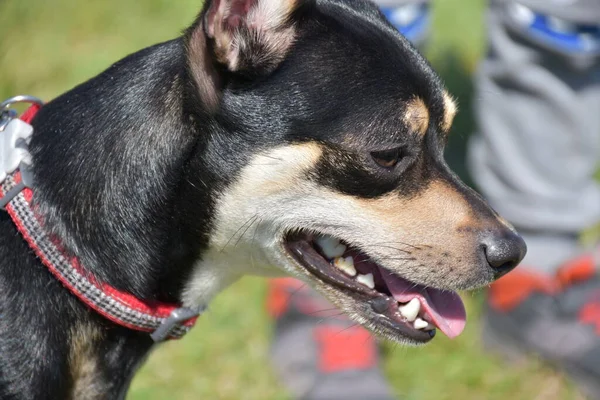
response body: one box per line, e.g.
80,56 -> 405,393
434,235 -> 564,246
356,273 -> 375,289
398,298 -> 420,322
315,235 -> 346,259
420,316 -> 435,330
334,256 -> 357,277
413,317 -> 429,330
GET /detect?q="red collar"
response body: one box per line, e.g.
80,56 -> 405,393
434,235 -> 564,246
0,101 -> 200,342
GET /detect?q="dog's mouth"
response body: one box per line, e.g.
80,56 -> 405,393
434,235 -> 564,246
284,232 -> 466,343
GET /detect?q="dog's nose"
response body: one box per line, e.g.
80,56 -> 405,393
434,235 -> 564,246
481,230 -> 527,279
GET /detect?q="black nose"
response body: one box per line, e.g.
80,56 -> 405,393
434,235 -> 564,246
481,230 -> 527,279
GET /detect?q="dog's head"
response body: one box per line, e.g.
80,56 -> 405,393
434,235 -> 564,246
182,0 -> 526,344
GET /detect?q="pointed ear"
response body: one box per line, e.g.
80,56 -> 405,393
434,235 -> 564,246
185,0 -> 305,111
201,0 -> 303,73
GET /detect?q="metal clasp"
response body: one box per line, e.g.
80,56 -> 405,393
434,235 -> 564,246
1,95 -> 44,133
150,306 -> 205,342
0,95 -> 44,131
0,95 -> 44,111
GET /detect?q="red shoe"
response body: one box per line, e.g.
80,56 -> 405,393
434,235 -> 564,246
484,252 -> 600,399
267,278 -> 395,400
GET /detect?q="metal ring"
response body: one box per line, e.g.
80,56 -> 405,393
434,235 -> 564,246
0,95 -> 44,111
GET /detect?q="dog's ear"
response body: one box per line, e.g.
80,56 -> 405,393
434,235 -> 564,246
205,0 -> 303,73
186,0 -> 305,110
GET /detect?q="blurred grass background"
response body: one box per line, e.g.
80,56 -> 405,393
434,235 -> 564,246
0,1 -> 587,399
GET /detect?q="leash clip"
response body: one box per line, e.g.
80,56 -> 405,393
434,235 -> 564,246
150,306 -> 205,342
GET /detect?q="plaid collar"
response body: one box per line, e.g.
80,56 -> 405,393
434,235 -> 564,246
0,98 -> 202,342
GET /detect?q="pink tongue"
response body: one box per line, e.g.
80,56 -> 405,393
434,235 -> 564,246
379,269 -> 467,339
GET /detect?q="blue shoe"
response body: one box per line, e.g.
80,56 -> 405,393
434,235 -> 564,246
380,3 -> 430,46
507,3 -> 600,56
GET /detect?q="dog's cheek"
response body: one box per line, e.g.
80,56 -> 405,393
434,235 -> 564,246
181,143 -> 326,307
208,142 -> 323,250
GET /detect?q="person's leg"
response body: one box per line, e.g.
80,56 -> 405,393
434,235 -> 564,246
469,0 -> 600,271
267,4 -> 430,399
268,278 -> 394,400
468,1 -> 600,397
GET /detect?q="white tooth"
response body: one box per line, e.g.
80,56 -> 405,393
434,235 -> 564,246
413,317 -> 429,330
315,235 -> 346,259
356,273 -> 375,289
398,298 -> 420,322
334,256 -> 357,277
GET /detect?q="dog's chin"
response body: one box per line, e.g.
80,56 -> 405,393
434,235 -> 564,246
280,231 -> 468,344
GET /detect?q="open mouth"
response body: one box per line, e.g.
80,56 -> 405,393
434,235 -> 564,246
284,232 -> 467,343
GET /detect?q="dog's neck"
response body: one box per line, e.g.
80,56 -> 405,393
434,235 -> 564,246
28,39 -> 218,304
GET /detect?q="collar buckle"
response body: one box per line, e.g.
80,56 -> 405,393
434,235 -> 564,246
150,306 -> 205,342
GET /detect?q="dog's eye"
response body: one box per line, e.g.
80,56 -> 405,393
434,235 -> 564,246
370,147 -> 404,169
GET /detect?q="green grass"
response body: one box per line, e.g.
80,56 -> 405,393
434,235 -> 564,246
0,1 -> 586,399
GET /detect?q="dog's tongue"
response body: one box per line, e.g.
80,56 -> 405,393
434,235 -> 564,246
380,269 -> 466,339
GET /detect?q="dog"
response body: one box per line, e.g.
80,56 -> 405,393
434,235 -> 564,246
0,0 -> 526,398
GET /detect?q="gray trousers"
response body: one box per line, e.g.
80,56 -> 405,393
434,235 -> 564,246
376,0 -> 600,271
469,1 -> 600,271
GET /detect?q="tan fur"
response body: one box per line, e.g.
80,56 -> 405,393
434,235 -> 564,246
441,91 -> 457,133
349,180 -> 488,288
360,180 -> 471,228
69,323 -> 104,400
404,97 -> 430,137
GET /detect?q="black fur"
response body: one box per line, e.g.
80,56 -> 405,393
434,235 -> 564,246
0,0 -> 493,397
